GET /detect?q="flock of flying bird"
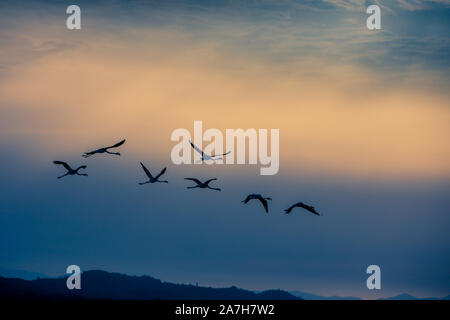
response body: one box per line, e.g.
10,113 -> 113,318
53,139 -> 321,216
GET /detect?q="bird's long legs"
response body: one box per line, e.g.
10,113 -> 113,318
106,151 -> 120,156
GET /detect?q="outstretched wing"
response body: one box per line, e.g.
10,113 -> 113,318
204,178 -> 217,185
256,196 -> 269,213
306,206 -> 320,216
189,141 -> 204,156
184,177 -> 202,185
140,162 -> 153,179
155,167 -> 167,180
242,195 -> 251,203
284,204 -> 295,214
53,161 -> 72,171
300,203 -> 321,216
107,139 -> 126,149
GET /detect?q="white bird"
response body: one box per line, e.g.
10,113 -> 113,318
138,162 -> 168,184
189,140 -> 230,163
242,194 -> 272,213
82,139 -> 126,158
285,202 -> 321,216
53,161 -> 88,179
184,178 -> 221,191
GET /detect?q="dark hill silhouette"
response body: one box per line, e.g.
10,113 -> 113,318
379,293 -> 450,300
0,267 -> 47,280
289,290 -> 361,300
382,293 -> 418,300
0,270 -> 300,300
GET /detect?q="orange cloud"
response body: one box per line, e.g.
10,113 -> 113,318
0,26 -> 449,180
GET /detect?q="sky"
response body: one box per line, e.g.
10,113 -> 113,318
0,0 -> 449,299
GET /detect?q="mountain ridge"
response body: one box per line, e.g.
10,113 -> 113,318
289,290 -> 361,300
0,269 -> 300,300
1,269 -> 448,300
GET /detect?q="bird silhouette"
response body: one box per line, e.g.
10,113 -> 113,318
82,139 -> 126,158
189,140 -> 231,163
184,178 -> 221,191
53,161 -> 87,179
138,162 -> 168,184
284,202 -> 321,216
242,194 -> 272,213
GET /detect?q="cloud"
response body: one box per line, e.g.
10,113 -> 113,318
321,0 -> 450,11
320,0 -> 366,11
1,0 -> 449,75
0,20 -> 449,180
395,0 -> 450,10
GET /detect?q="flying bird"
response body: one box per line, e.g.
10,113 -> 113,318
82,139 -> 126,158
189,140 -> 230,163
242,194 -> 272,213
284,202 -> 321,216
138,162 -> 168,184
53,161 -> 87,179
184,178 -> 221,191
